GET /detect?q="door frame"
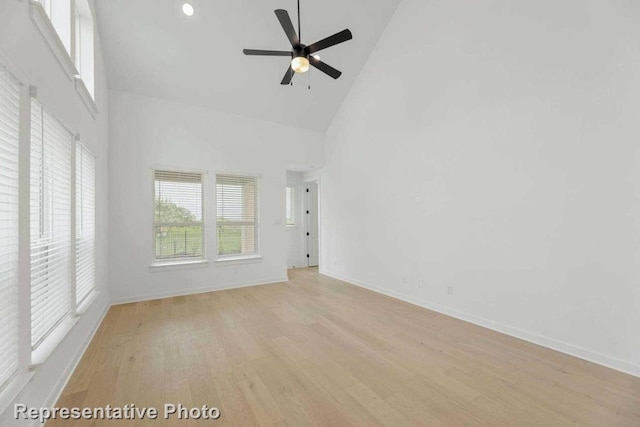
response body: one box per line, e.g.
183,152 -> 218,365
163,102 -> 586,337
303,174 -> 321,269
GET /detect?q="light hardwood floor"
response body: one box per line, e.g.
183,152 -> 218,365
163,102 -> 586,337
52,268 -> 640,426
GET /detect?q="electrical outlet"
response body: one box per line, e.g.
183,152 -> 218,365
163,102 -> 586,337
402,276 -> 408,285
418,278 -> 425,289
447,286 -> 454,296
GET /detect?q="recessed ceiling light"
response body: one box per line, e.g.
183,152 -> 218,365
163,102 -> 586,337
182,3 -> 195,16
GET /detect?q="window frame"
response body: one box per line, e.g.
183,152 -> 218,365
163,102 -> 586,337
286,186 -> 296,228
0,51 -> 101,413
29,96 -> 78,354
215,173 -> 261,262
30,0 -> 98,115
75,141 -> 96,308
74,0 -> 95,99
151,168 -> 207,268
0,61 -> 22,406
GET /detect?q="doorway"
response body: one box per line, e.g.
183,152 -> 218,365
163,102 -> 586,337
305,181 -> 319,267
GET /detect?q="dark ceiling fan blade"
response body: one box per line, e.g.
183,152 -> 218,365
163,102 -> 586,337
305,29 -> 352,54
310,57 -> 342,79
281,66 -> 295,85
243,49 -> 292,57
275,9 -> 300,47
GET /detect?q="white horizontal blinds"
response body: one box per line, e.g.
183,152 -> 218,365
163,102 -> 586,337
154,170 -> 203,261
76,142 -> 95,306
0,65 -> 20,392
30,99 -> 73,350
216,175 -> 258,257
286,186 -> 295,226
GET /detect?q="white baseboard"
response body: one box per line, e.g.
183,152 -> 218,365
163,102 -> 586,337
320,269 -> 640,378
31,299 -> 110,427
111,277 -> 290,305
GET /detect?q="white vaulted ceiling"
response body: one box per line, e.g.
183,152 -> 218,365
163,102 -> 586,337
94,0 -> 401,131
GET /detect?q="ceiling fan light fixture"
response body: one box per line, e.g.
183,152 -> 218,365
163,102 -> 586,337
291,56 -> 310,73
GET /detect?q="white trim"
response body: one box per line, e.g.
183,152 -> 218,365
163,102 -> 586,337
26,300 -> 110,427
111,276 -> 288,305
303,172 -> 321,183
29,0 -> 77,81
150,260 -> 210,273
321,270 -> 640,378
75,290 -> 99,315
150,165 -> 208,175
0,372 -> 34,417
216,170 -> 263,179
215,255 -> 263,266
74,76 -> 98,118
30,316 -> 80,367
304,178 -> 321,268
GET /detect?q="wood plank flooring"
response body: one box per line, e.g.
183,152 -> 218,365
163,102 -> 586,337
52,268 -> 640,426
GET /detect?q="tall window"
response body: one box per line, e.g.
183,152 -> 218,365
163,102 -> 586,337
286,186 -> 296,226
74,0 -> 95,98
0,65 -> 21,393
154,170 -> 204,263
216,175 -> 258,257
30,99 -> 73,351
40,0 -> 72,54
76,142 -> 96,306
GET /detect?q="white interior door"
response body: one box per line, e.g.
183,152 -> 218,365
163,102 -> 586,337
306,182 -> 319,267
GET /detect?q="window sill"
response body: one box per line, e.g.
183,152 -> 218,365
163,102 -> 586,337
29,0 -> 77,81
150,260 -> 209,273
0,371 -> 35,417
75,76 -> 98,118
30,315 -> 79,367
215,255 -> 263,266
76,290 -> 99,315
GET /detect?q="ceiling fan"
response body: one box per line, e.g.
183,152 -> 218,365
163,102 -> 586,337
243,0 -> 353,85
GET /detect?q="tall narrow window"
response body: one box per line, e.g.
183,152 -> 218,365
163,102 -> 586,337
30,99 -> 73,351
286,186 -> 296,226
76,142 -> 96,306
39,0 -> 72,54
154,170 -> 204,263
0,65 -> 21,393
216,175 -> 258,257
74,0 -> 95,98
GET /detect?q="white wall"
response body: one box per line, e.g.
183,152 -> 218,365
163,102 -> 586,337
286,171 -> 307,269
322,0 -> 640,376
108,91 -> 323,303
0,0 -> 110,424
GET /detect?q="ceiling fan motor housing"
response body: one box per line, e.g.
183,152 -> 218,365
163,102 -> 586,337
293,45 -> 308,59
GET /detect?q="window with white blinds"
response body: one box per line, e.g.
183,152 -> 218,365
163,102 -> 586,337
76,142 -> 95,306
30,99 -> 73,351
216,174 -> 258,257
286,186 -> 296,226
0,65 -> 21,392
154,170 -> 204,262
